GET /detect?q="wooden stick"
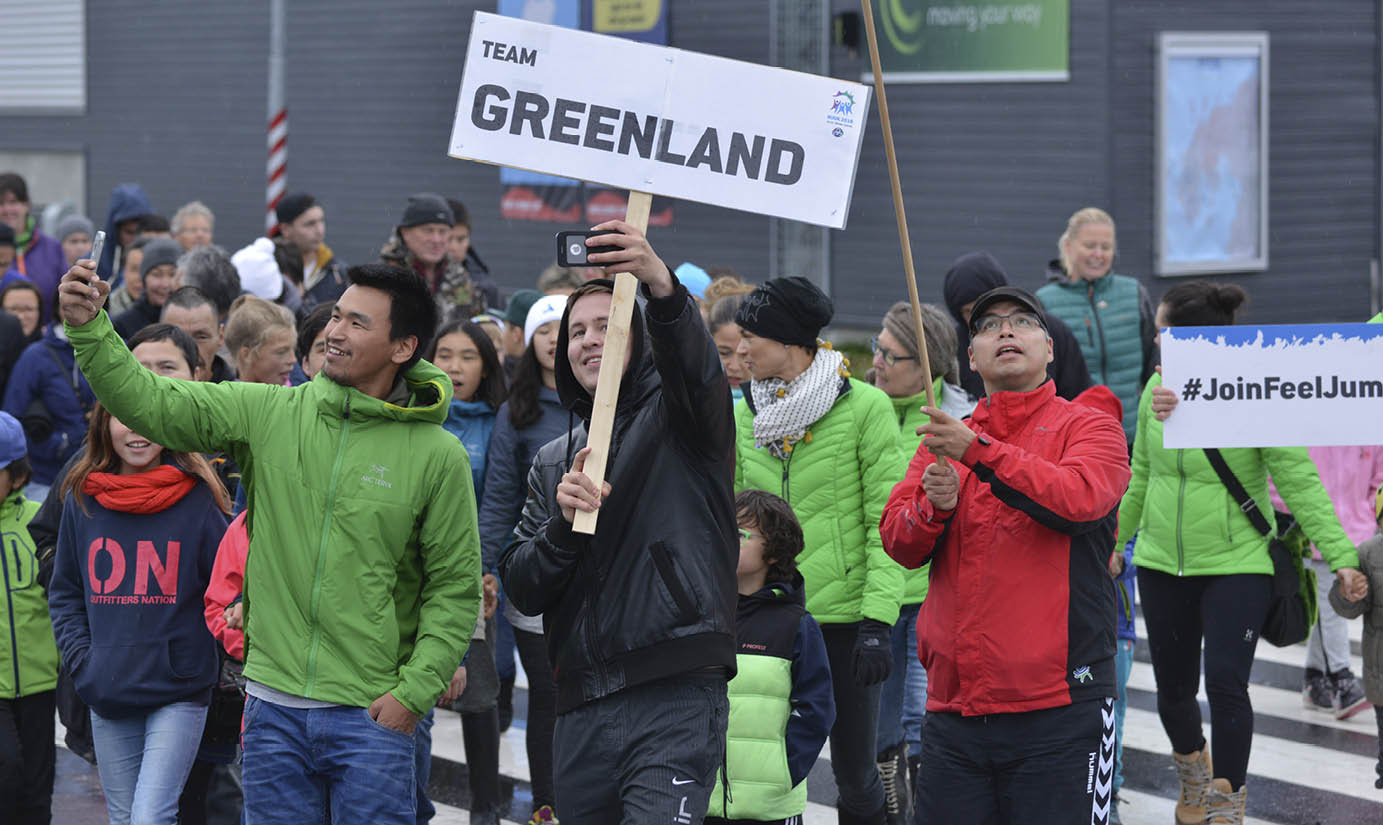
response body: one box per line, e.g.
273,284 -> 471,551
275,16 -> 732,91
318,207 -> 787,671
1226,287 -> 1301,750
572,190 -> 653,534
859,0 -> 937,412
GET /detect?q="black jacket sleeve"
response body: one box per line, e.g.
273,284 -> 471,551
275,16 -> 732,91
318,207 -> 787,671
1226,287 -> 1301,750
497,441 -> 588,617
641,274 -> 734,460
1045,315 -> 1094,401
786,613 -> 836,787
1137,282 -> 1159,385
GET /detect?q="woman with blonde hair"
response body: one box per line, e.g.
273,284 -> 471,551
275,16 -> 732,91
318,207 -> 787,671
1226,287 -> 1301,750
1036,207 -> 1157,443
225,295 -> 296,386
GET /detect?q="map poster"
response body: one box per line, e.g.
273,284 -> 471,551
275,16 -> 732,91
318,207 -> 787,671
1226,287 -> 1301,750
1156,33 -> 1269,276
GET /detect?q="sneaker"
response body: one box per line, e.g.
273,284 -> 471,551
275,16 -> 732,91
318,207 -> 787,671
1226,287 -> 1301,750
528,805 -> 559,825
1302,672 -> 1337,712
1331,670 -> 1371,720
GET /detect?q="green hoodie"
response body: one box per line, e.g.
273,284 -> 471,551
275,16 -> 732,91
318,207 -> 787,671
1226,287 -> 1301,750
1,490 -> 54,698
887,379 -> 954,606
65,311 -> 480,715
1118,374 -> 1357,577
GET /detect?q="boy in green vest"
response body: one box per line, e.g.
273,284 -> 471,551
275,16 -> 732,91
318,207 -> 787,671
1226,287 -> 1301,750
708,491 -> 835,825
0,410 -> 57,823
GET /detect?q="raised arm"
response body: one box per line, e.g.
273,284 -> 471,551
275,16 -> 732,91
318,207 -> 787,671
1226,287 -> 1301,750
59,261 -> 269,455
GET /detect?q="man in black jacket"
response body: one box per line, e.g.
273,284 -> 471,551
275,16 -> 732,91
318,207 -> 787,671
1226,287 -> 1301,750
499,220 -> 736,825
943,251 -> 1093,402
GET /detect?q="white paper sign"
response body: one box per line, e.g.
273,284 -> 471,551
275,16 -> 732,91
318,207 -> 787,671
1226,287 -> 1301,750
1161,323 -> 1383,448
448,11 -> 871,229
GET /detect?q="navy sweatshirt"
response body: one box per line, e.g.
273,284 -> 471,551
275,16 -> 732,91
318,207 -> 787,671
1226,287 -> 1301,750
47,481 -> 227,718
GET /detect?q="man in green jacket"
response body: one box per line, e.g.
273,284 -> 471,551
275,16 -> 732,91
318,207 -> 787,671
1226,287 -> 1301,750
57,259 -> 480,825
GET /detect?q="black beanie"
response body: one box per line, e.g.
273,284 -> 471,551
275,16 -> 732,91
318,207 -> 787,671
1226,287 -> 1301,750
735,276 -> 834,348
399,193 -> 454,229
275,192 -> 316,226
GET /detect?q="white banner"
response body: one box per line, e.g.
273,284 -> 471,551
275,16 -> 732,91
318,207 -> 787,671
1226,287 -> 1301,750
448,11 -> 871,229
1161,323 -> 1383,448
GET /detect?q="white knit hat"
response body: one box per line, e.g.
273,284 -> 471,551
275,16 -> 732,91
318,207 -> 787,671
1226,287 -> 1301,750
524,294 -> 568,347
230,237 -> 284,301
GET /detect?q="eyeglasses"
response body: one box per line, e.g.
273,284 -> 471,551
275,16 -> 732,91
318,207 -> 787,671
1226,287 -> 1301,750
738,528 -> 760,543
973,311 -> 1043,337
870,337 -> 916,367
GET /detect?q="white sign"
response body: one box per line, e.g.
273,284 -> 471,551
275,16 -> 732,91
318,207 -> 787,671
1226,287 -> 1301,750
448,11 -> 871,229
1161,323 -> 1383,448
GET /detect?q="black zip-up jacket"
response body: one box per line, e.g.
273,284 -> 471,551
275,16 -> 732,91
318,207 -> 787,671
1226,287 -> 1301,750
499,273 -> 738,714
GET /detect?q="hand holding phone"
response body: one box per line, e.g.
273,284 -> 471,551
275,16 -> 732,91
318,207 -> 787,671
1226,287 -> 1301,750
556,230 -> 623,268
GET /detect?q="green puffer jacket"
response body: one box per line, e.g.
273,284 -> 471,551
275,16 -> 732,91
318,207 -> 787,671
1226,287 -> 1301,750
734,378 -> 908,625
66,311 -> 481,716
1036,273 -> 1154,441
1118,375 -> 1358,576
1,490 -> 55,698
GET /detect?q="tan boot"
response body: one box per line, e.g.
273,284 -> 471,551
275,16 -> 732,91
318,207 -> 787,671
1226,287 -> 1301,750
1205,778 -> 1247,824
1171,743 -> 1214,824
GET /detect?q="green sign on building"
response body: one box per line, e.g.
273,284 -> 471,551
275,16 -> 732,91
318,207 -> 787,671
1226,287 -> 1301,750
867,1 -> 1069,82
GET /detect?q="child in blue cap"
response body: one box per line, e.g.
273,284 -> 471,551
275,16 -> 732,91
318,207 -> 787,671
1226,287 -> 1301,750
0,409 -> 57,823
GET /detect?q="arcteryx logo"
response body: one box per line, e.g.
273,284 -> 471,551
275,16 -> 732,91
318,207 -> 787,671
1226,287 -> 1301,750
362,464 -> 393,489
87,538 -> 180,604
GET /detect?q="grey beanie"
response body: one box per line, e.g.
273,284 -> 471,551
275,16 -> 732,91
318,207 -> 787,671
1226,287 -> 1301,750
55,214 -> 95,243
141,237 -> 184,277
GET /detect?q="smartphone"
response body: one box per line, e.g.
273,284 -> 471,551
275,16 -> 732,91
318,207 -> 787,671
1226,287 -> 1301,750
556,230 -> 622,267
88,230 -> 106,268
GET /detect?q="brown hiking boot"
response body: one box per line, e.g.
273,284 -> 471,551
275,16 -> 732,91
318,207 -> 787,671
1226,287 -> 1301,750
1171,743 -> 1214,824
1205,778 -> 1247,824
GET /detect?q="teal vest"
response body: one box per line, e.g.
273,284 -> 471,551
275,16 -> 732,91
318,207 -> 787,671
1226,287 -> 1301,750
709,588 -> 806,820
1037,273 -> 1146,439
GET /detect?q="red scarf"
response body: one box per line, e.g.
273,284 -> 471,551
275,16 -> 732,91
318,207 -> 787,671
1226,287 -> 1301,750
82,464 -> 198,514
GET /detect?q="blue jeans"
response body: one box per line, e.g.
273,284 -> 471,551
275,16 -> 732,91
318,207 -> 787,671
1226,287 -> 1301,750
241,696 -> 416,825
1113,637 -> 1134,796
877,602 -> 927,755
415,709 -> 436,824
90,701 -> 208,825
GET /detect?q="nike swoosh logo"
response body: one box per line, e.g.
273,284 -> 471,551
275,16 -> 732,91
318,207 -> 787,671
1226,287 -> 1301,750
671,778 -> 695,786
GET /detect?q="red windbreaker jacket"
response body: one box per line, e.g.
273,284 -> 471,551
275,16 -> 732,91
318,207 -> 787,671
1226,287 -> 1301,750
881,382 -> 1131,716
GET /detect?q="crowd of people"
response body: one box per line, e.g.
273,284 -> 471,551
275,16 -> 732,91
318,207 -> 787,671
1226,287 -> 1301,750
0,167 -> 1379,825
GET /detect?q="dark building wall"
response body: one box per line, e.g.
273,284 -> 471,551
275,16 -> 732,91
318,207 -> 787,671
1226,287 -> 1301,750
0,1 -> 1375,326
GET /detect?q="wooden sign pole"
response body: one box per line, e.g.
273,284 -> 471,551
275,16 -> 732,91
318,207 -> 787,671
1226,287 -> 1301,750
572,190 -> 653,534
859,0 -> 938,412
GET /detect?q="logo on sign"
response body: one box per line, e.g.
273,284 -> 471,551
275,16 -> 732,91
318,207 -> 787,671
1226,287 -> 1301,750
827,90 -> 858,130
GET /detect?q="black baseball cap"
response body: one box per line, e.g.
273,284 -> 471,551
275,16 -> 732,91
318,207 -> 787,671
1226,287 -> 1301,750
967,286 -> 1048,336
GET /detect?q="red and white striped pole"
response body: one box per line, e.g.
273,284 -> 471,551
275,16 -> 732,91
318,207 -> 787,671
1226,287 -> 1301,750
265,0 -> 286,234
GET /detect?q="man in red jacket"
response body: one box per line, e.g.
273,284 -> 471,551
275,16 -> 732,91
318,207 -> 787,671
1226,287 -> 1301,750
881,286 -> 1131,825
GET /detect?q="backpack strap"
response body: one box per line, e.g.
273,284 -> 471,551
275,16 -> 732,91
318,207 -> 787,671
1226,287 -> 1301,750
1201,448 -> 1273,537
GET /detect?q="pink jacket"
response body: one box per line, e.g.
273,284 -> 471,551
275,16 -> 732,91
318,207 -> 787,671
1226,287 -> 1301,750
203,511 -> 248,660
1271,446 -> 1383,556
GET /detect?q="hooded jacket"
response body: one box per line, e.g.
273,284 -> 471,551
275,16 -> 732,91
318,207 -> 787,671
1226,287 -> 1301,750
1329,534 -> 1383,705
10,217 -> 64,326
498,274 -> 738,714
0,490 -> 55,699
63,309 -> 481,716
880,381 -> 1131,715
2,326 -> 96,485
1117,375 -> 1358,577
442,398 -> 497,501
942,252 -> 1093,403
734,372 -> 909,626
47,474 -> 225,718
98,184 -> 155,286
379,232 -> 490,320
298,243 -> 348,318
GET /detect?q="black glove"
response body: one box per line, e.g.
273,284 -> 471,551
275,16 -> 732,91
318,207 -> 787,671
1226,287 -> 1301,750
852,619 -> 893,686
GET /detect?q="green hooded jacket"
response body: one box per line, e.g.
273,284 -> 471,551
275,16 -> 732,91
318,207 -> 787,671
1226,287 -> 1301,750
734,377 -> 907,625
65,311 -> 480,715
1118,375 -> 1358,577
887,378 -> 962,606
1,490 -> 55,698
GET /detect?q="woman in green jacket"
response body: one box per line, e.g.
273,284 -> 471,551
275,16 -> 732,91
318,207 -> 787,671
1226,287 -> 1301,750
733,277 -> 909,825
866,300 -> 970,819
1118,281 -> 1367,825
